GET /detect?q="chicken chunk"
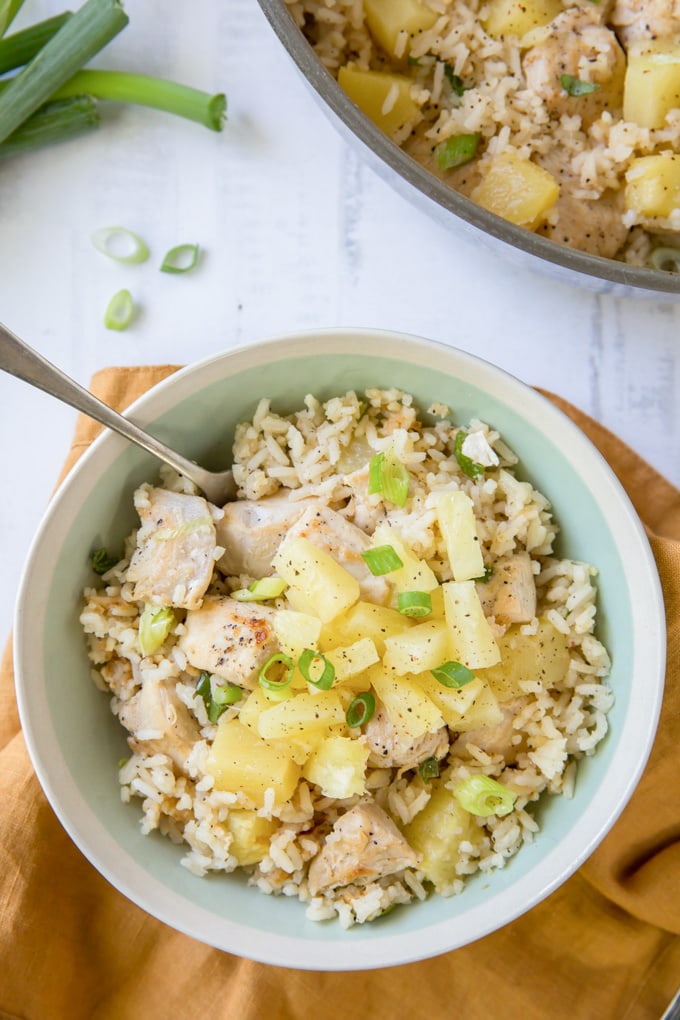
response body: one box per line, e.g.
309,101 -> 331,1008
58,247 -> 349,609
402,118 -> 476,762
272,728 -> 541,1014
365,700 -> 450,770
215,493 -> 313,578
118,672 -> 200,771
477,552 -> 537,625
522,9 -> 626,126
611,0 -> 680,46
451,696 -> 529,764
283,504 -> 390,604
126,485 -> 217,611
178,595 -> 277,689
308,802 -> 421,895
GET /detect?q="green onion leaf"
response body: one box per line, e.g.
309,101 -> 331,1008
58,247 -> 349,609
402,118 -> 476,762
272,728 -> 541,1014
419,756 -> 440,782
0,95 -> 99,161
92,226 -> 149,264
298,648 -> 335,690
138,605 -> 175,656
648,246 -> 680,273
431,660 -> 475,688
259,653 -> 294,692
454,430 -> 485,479
435,132 -> 480,171
231,577 -> 287,602
104,288 -> 135,331
195,672 -> 241,722
443,65 -> 467,97
0,13 -> 73,75
560,74 -> 600,97
368,449 -> 410,506
211,682 -> 243,707
397,591 -> 432,619
476,565 -> 494,583
160,243 -> 200,274
361,544 -> 404,576
90,547 -> 118,574
0,0 -> 27,38
453,775 -> 517,817
346,691 -> 376,728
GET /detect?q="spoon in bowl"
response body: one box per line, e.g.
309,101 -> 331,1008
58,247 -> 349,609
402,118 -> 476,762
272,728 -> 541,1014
0,322 -> 237,505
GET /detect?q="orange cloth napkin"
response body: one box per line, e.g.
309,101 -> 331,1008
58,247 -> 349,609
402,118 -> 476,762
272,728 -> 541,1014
1,366 -> 679,1020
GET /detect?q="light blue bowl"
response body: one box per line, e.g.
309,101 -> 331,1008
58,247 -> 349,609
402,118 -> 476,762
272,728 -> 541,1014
14,329 -> 665,970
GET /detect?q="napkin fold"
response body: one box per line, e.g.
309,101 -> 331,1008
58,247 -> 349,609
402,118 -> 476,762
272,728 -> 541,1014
1,366 -> 678,1020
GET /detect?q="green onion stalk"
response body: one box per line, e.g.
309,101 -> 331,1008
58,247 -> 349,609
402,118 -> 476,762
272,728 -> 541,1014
0,0 -> 27,38
0,12 -> 72,75
0,94 -> 98,160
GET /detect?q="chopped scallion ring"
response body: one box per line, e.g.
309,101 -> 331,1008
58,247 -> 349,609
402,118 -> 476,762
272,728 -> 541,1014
419,757 -> 440,782
138,605 -> 175,656
454,430 -> 485,480
104,288 -> 135,331
346,691 -> 376,728
90,547 -> 118,575
361,544 -> 404,576
211,682 -> 243,706
298,648 -> 335,690
398,591 -> 432,618
92,226 -> 149,264
431,660 -> 475,688
160,243 -> 200,274
231,577 -> 287,602
648,246 -> 680,273
453,775 -> 517,817
258,653 -> 294,692
560,73 -> 600,97
368,449 -> 410,507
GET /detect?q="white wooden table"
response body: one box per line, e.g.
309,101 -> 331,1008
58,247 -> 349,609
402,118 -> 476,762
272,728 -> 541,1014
1,0 -> 679,635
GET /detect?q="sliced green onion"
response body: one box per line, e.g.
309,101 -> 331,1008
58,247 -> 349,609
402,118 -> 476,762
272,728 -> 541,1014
211,681 -> 243,707
0,0 -> 128,146
419,757 -> 440,782
346,691 -> 376,728
453,775 -> 517,817
368,450 -> 410,507
397,591 -> 432,619
431,660 -> 475,689
454,430 -> 485,480
231,577 -> 287,602
298,648 -> 335,690
0,13 -> 72,75
0,95 -> 99,161
475,566 -> 494,583
90,546 -> 118,574
92,226 -> 149,264
160,243 -> 200,274
361,544 -> 404,576
648,246 -> 680,273
104,288 -> 135,331
138,605 -> 175,656
443,65 -> 467,97
435,132 -> 480,171
258,653 -> 294,692
196,671 -> 239,722
53,69 -> 227,131
560,74 -> 600,97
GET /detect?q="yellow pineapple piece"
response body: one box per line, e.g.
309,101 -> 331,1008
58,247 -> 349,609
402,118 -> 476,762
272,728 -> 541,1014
226,810 -> 277,867
471,152 -> 559,230
624,38 -> 680,130
273,536 -> 360,623
325,637 -> 380,684
433,490 -> 485,582
319,600 -> 412,655
364,0 -> 438,57
207,718 -> 300,807
625,154 -> 680,220
443,580 -> 501,669
482,0 -> 562,39
371,523 -> 439,593
256,689 -> 346,742
450,681 -> 504,732
273,609 -> 322,660
382,618 -> 451,675
402,782 -> 478,889
477,617 -> 570,702
302,735 -> 370,798
369,666 -> 444,741
338,66 -> 421,137
414,673 -> 485,727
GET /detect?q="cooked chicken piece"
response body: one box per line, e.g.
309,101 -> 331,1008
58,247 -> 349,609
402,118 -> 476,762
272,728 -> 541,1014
308,802 -> 421,895
535,153 -> 628,259
477,552 -> 537,625
126,485 -> 217,611
118,673 -> 200,771
342,464 -> 387,534
365,700 -> 450,770
451,696 -> 529,764
283,504 -> 390,604
215,493 -> 313,577
611,0 -> 680,46
178,595 -> 277,689
522,9 -> 626,126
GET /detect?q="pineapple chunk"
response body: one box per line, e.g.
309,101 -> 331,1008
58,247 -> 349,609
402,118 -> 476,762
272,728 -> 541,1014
477,616 -> 571,701
443,580 -> 501,669
273,537 -> 360,623
338,66 -> 421,137
325,637 -> 380,683
369,666 -> 444,741
237,687 -> 274,733
433,491 -> 485,582
414,673 -> 485,727
383,618 -> 451,675
372,523 -> 439,593
207,718 -> 301,807
471,152 -> 559,229
226,810 -> 277,867
402,782 -> 478,889
449,681 -> 504,732
625,154 -> 680,220
482,0 -> 561,39
273,609 -> 322,660
318,600 -> 412,655
256,690 -> 346,742
623,38 -> 680,130
302,735 -> 370,798
364,0 -> 438,57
